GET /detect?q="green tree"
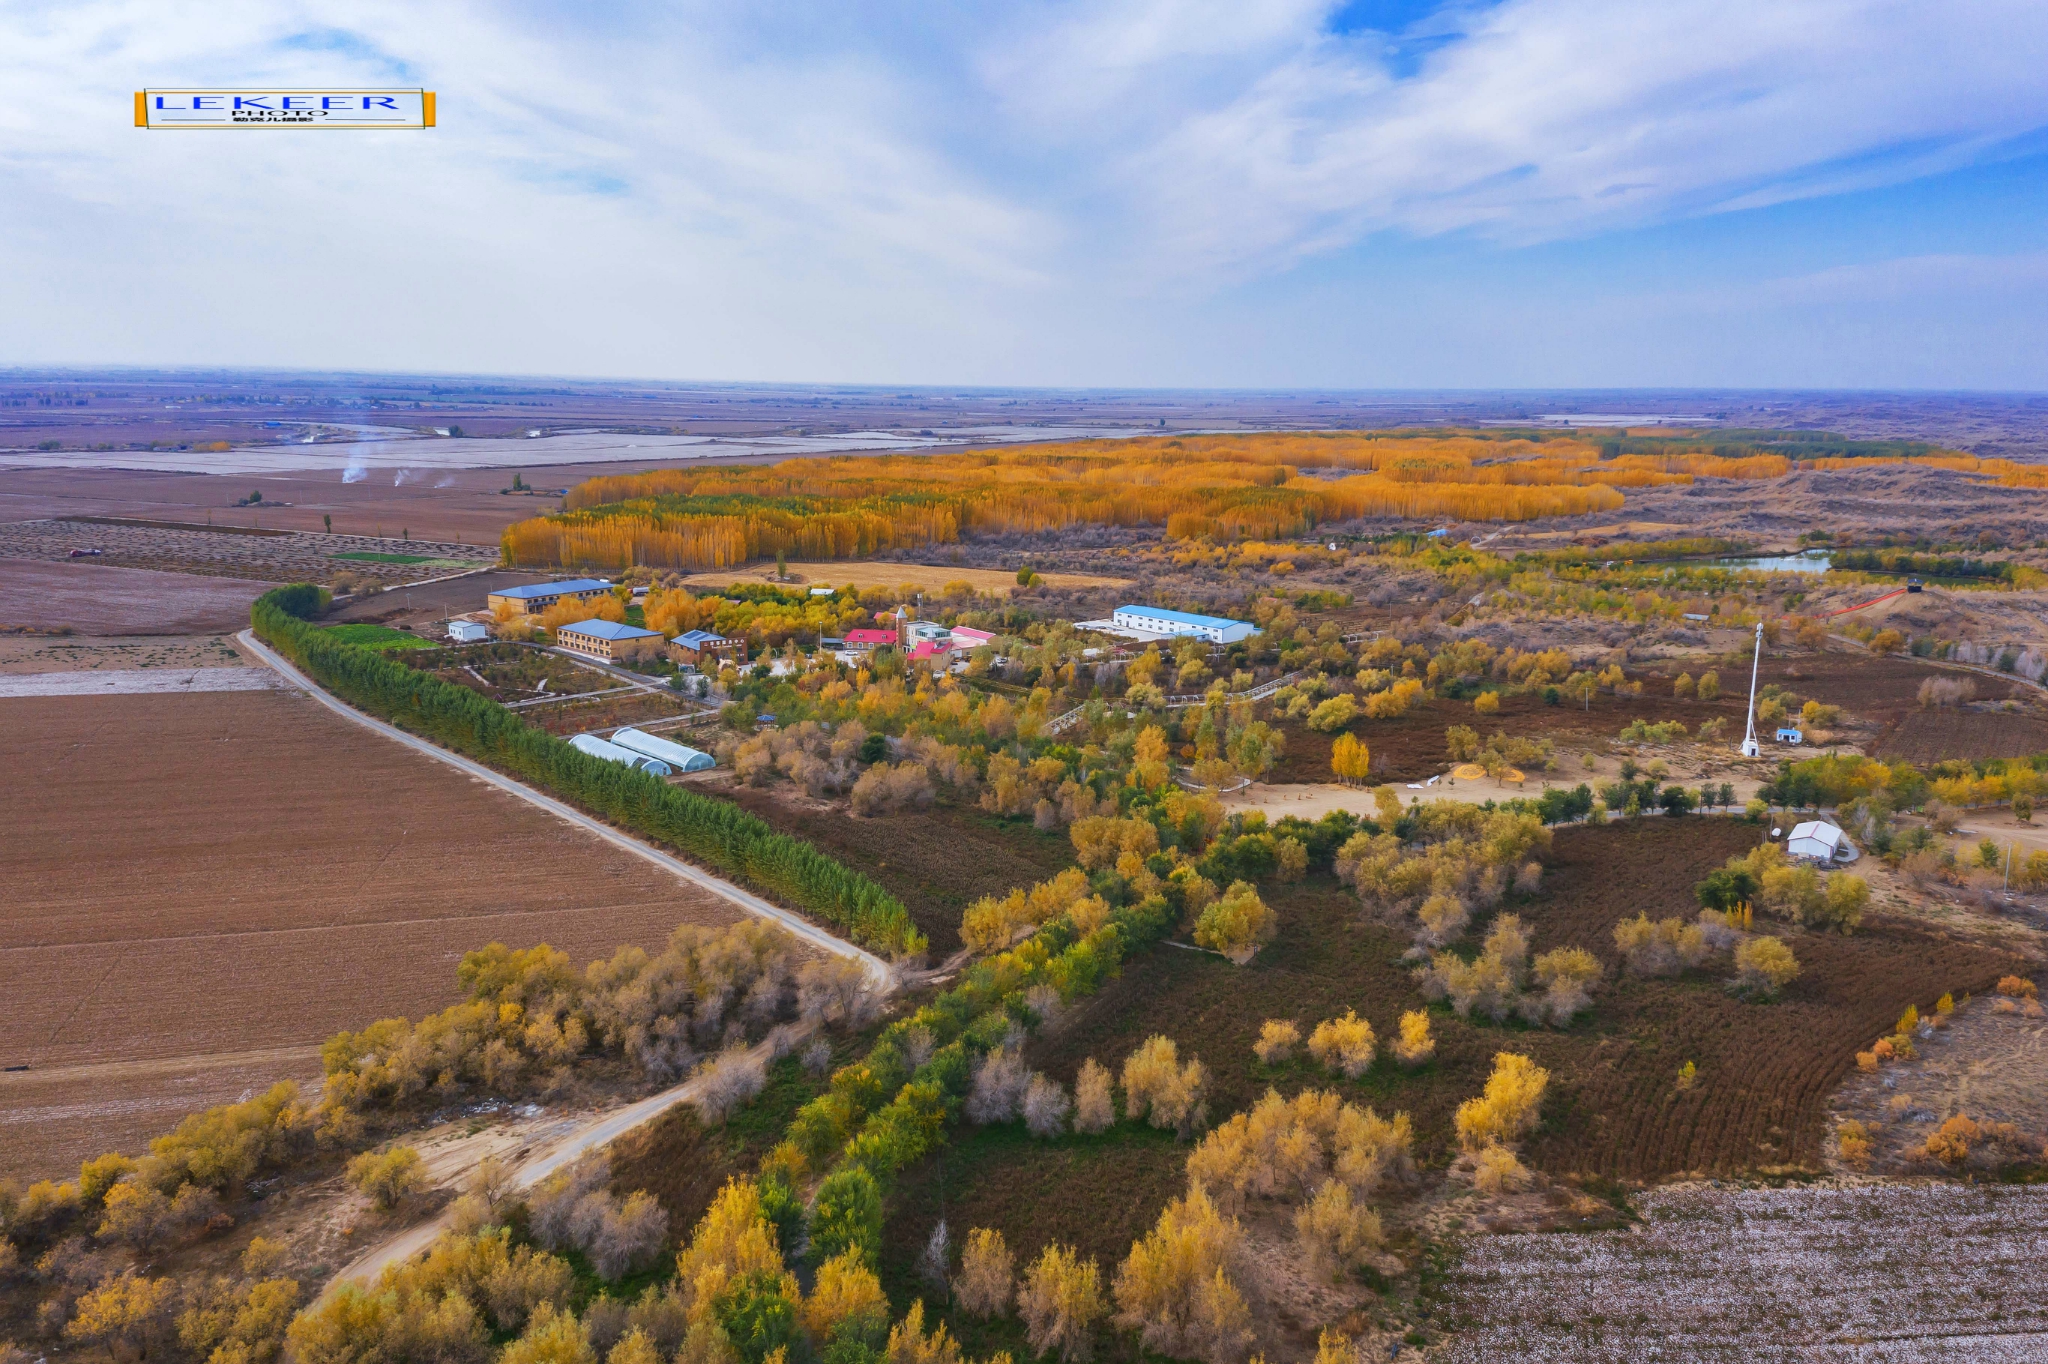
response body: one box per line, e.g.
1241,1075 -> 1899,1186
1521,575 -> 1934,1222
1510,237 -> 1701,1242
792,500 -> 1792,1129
809,1167 -> 883,1269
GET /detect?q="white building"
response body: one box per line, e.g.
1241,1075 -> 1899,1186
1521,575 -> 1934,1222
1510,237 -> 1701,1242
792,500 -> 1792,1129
447,620 -> 489,644
1786,820 -> 1857,863
568,732 -> 673,776
1108,605 -> 1257,645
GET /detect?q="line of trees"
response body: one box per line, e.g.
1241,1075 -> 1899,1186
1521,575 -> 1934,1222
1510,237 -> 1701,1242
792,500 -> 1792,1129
251,587 -> 923,958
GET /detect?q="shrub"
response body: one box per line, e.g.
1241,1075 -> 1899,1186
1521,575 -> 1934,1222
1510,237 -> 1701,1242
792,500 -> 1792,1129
1697,670 -> 1720,701
804,1249 -> 888,1343
1612,914 -> 1709,977
1253,1020 -> 1300,1064
1024,1074 -> 1072,1139
346,1148 -> 426,1211
1193,881 -> 1275,965
97,1180 -> 174,1249
810,1167 -> 884,1269
1294,1180 -> 1382,1279
1473,691 -> 1501,715
1073,1059 -> 1116,1135
1921,1115 -> 1981,1167
1997,975 -> 2038,1000
1392,1010 -> 1434,1066
966,1047 -> 1032,1125
1453,1052 -> 1548,1151
1307,694 -> 1359,732
1121,1037 -> 1208,1138
1527,947 -> 1601,1025
1471,1144 -> 1531,1195
954,1228 -> 1015,1318
1111,1186 -> 1248,1364
1186,1088 -> 1413,1210
1837,1120 -> 1874,1169
1019,1244 -> 1106,1363
1416,893 -> 1470,946
1306,1011 -> 1376,1078
1732,936 -> 1800,997
694,1048 -> 770,1124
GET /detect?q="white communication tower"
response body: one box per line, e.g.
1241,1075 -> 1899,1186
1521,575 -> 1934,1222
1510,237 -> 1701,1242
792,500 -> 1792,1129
1739,621 -> 1764,758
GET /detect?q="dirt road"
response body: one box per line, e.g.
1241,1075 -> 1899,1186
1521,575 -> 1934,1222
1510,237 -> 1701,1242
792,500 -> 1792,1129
238,629 -> 893,989
323,1030 -> 798,1292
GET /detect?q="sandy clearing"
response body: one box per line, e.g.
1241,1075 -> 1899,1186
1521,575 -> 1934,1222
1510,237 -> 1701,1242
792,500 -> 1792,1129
0,666 -> 278,696
679,559 -> 1127,595
0,687 -> 753,1181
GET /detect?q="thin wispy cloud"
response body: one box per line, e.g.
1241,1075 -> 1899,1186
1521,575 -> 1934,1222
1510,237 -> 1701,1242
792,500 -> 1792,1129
0,0 -> 2043,385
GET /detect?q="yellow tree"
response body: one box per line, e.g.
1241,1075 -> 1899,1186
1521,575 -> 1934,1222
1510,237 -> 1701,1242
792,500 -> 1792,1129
1330,732 -> 1371,785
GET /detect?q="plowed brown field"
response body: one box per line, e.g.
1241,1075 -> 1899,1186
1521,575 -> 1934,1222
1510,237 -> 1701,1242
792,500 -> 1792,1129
0,688 -> 745,1181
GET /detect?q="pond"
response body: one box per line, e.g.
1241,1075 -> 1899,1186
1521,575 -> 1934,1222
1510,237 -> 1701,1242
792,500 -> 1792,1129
1714,550 -> 1832,574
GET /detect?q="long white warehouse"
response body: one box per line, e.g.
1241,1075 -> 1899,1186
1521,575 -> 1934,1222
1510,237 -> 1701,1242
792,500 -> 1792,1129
610,727 -> 717,772
568,732 -> 673,776
1109,605 -> 1258,644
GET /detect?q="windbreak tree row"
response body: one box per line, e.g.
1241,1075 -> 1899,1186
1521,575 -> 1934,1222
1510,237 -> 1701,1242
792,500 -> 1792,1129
251,587 -> 924,957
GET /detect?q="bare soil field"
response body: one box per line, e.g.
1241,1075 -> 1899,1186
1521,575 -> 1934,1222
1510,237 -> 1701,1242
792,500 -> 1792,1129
0,688 -> 747,1181
0,517 -> 494,585
1827,988 -> 2048,1175
1269,649 -> 2043,786
714,781 -> 1080,956
0,556 -> 282,634
1270,686 -> 1747,784
0,633 -> 249,674
680,560 -> 1128,596
1435,1182 -> 2048,1361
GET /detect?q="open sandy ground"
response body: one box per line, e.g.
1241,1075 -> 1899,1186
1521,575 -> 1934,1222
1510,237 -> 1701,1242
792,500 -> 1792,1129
0,687 -> 748,1181
679,559 -> 1127,595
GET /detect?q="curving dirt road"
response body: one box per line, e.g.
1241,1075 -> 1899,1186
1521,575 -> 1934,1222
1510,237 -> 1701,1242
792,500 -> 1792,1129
237,627 -> 897,1292
237,629 -> 893,988
320,1029 -> 801,1292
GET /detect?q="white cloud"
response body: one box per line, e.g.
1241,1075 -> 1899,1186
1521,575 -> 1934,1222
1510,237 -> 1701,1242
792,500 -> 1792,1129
0,0 -> 2045,383
1012,0 -> 2048,279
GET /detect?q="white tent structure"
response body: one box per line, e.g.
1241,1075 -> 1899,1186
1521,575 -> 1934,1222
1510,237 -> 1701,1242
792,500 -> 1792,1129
610,727 -> 716,772
1786,820 -> 1857,863
569,732 -> 673,776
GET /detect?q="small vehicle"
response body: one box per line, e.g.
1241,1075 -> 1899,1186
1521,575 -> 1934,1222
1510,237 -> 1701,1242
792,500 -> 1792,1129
1906,577 -> 1924,593
68,547 -> 102,557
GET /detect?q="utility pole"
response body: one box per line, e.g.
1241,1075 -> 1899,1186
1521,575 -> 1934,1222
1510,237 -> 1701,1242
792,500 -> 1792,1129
1740,621 -> 1764,758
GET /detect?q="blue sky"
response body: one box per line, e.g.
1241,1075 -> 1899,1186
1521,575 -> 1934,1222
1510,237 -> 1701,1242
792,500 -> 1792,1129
2,0 -> 2046,388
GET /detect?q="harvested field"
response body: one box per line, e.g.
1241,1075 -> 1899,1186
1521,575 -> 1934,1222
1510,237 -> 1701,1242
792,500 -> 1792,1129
0,556 -> 277,634
0,666 -> 278,697
0,633 -> 248,675
0,688 -> 748,1181
1873,706 -> 2048,764
679,559 -> 1127,596
1767,648 -> 2034,715
1268,686 -> 1746,784
1435,1183 -> 2048,1361
714,783 -> 1079,956
1514,819 -> 2021,1177
872,820 -> 2020,1319
0,518 -> 492,584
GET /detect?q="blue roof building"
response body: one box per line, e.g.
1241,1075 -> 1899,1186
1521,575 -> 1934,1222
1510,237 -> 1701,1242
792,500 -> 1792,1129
1108,605 -> 1258,644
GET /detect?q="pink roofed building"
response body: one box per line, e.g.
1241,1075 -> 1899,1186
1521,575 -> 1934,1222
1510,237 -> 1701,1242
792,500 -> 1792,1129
949,626 -> 995,648
844,628 -> 897,651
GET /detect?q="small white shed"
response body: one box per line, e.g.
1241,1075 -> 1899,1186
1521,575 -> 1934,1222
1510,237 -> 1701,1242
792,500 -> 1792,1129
448,620 -> 489,643
1786,820 -> 1856,863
